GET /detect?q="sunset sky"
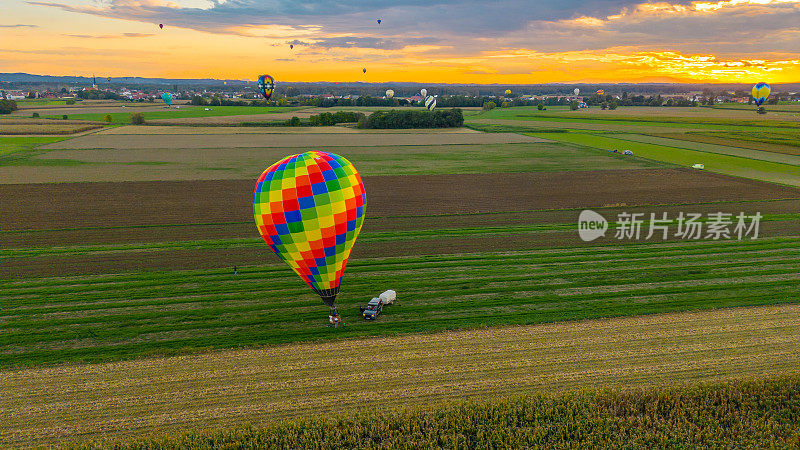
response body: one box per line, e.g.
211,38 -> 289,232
2,0 -> 799,83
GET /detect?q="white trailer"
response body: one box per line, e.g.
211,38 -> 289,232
379,290 -> 396,305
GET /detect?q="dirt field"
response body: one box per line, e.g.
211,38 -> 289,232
3,169 -> 796,231
39,131 -> 545,150
97,125 -> 482,135
3,303 -> 798,447
0,124 -> 104,135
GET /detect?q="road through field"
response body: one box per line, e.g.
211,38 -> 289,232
2,303 -> 798,447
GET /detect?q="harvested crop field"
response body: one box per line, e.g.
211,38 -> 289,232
97,125 -> 482,135
3,170 -> 797,231
2,303 -> 799,447
0,123 -> 104,135
39,131 -> 546,149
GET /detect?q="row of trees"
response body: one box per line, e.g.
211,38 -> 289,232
358,109 -> 464,129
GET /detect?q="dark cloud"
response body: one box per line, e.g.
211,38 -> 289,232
24,0 -> 800,59
289,36 -> 438,50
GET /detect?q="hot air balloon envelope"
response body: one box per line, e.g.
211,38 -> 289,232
425,95 -> 436,111
377,19 -> 381,24
596,89 -> 604,95
257,74 -> 275,100
385,89 -> 394,99
159,24 -> 163,29
253,151 -> 366,307
420,88 -> 427,98
290,44 -> 294,49
574,88 -> 580,96
161,92 -> 173,106
362,68 -> 367,74
752,82 -> 770,106
504,89 -> 511,95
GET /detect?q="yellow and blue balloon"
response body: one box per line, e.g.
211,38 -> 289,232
752,82 -> 770,106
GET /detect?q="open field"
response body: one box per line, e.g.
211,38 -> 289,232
0,123 -> 104,135
3,106 -> 799,446
40,105 -> 304,123
85,376 -> 800,448
648,132 -> 800,156
536,132 -> 799,186
1,139 -> 660,183
39,130 -> 544,149
468,105 -> 800,186
3,170 -> 796,231
2,303 -> 799,446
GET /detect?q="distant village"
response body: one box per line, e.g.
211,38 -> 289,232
1,79 -> 798,106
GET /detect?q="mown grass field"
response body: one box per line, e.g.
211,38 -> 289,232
468,105 -> 800,186
2,304 -> 798,446
3,236 -> 799,368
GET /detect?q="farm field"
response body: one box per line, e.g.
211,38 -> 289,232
0,136 -> 659,183
2,303 -> 799,446
468,106 -> 800,186
41,105 -> 302,123
2,104 -> 799,447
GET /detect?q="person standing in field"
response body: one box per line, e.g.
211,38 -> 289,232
234,266 -> 238,276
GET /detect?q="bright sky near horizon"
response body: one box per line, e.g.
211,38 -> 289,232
2,0 -> 799,83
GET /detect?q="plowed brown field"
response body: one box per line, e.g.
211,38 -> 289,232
3,169 -> 797,231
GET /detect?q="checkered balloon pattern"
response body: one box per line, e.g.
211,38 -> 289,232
253,151 -> 366,306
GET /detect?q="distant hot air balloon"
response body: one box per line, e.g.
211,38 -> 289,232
161,92 -> 173,106
504,89 -> 511,95
159,24 -> 163,30
425,95 -> 436,111
290,44 -> 294,50
362,68 -> 367,74
253,151 -> 366,308
420,88 -> 427,98
574,88 -> 580,96
752,82 -> 771,107
108,77 -> 112,82
385,89 -> 394,99
257,74 -> 274,100
377,19 -> 382,24
596,89 -> 604,96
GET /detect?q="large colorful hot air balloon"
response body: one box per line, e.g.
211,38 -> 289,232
253,151 -> 366,307
257,74 -> 274,100
752,82 -> 770,106
425,95 -> 436,111
161,92 -> 172,106
385,89 -> 394,99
